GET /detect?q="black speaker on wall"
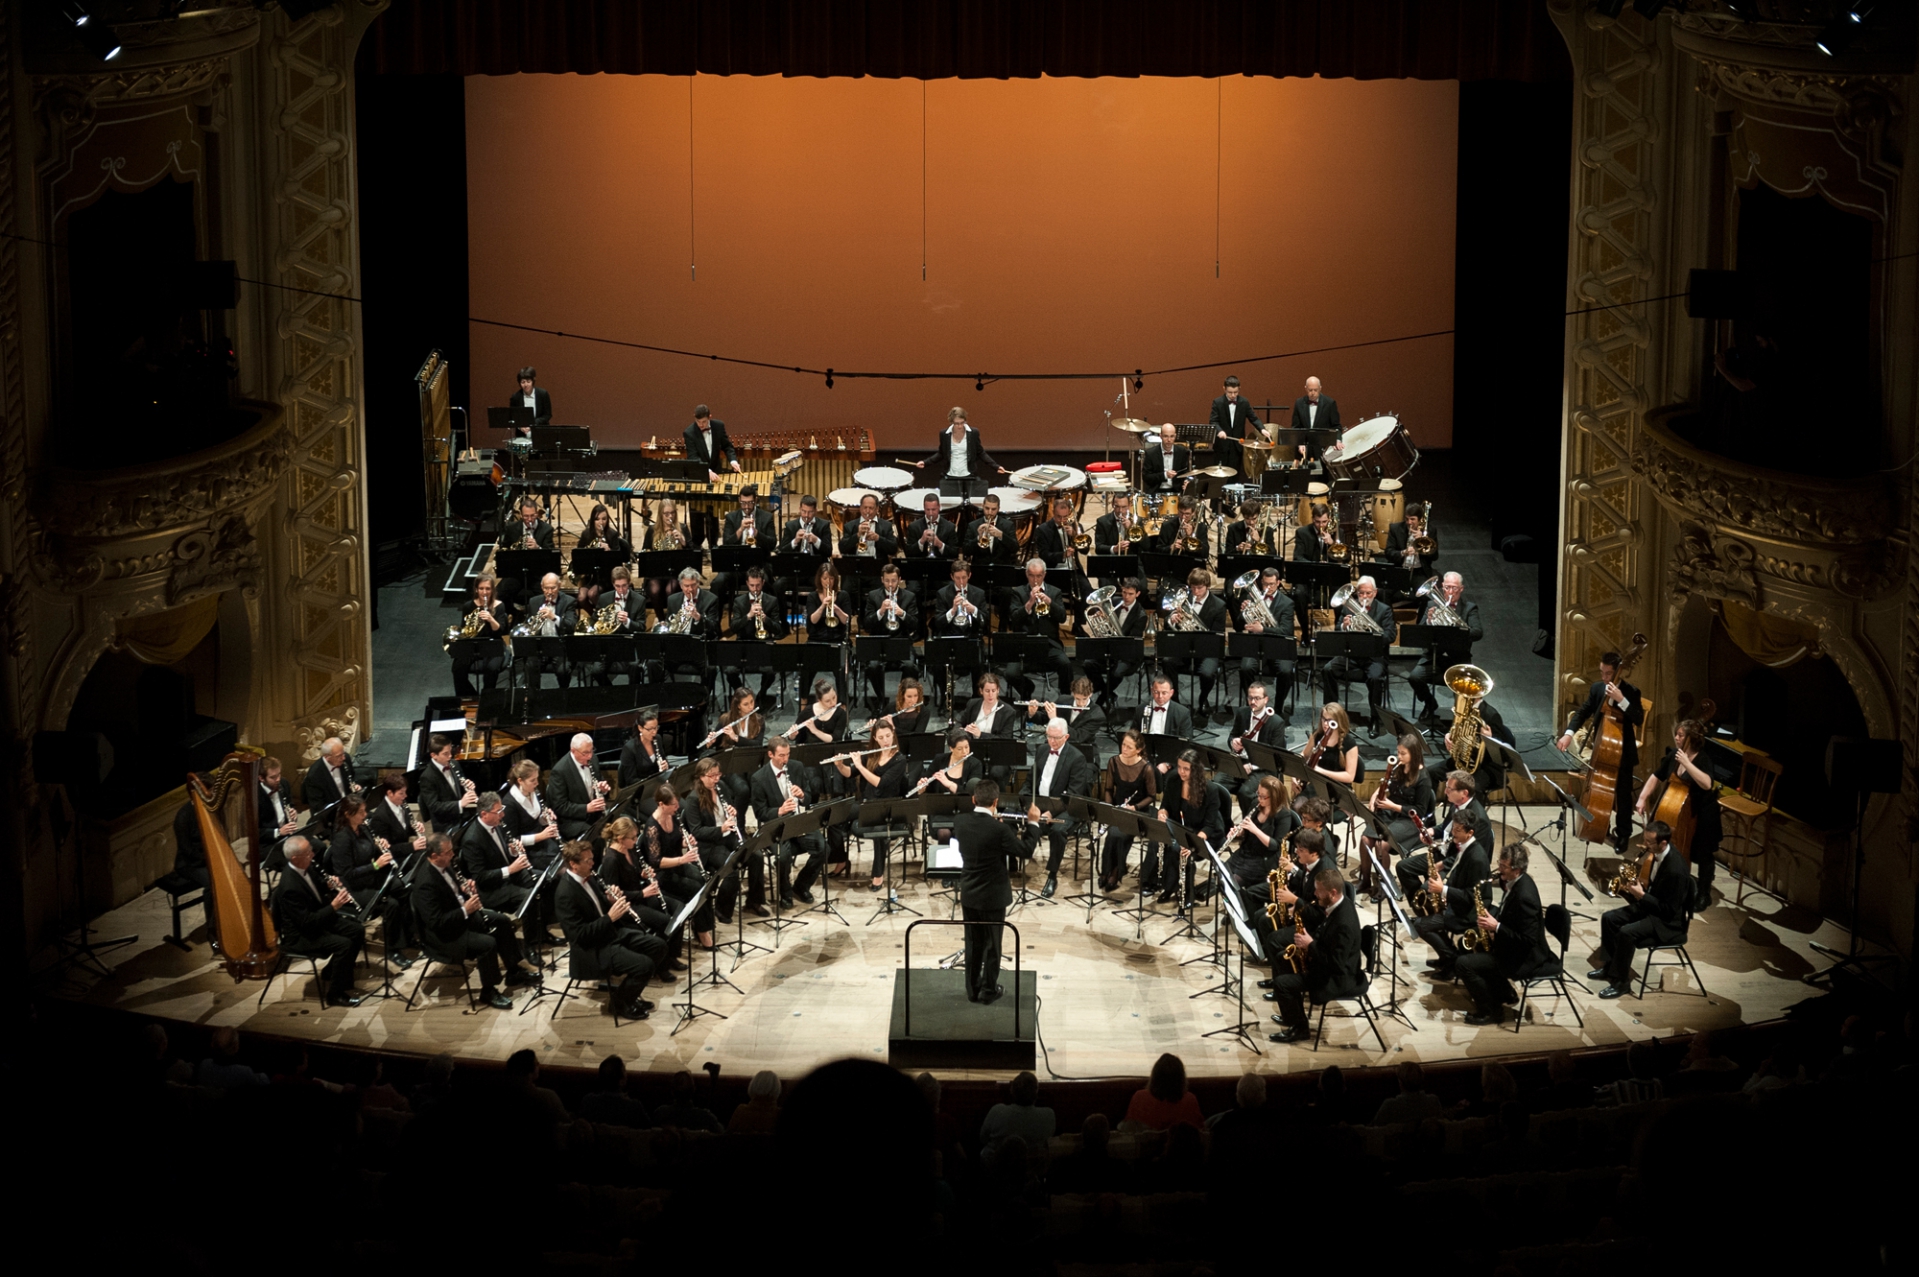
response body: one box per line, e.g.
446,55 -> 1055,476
1824,736 -> 1902,795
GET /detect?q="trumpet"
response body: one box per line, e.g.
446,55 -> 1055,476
976,518 -> 1000,549
856,518 -> 877,555
883,591 -> 903,632
747,591 -> 769,640
742,516 -> 757,545
1032,588 -> 1052,617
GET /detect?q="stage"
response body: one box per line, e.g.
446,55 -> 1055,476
45,804 -> 1845,1080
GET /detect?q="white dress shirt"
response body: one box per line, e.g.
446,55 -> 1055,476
1039,748 -> 1061,795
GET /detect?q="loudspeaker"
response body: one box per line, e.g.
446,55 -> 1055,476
448,471 -> 495,519
1824,736 -> 1902,795
33,730 -> 115,789
1686,268 -> 1747,320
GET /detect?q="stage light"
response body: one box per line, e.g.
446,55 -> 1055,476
62,2 -> 91,26
975,376 -> 984,391
1817,3 -> 1874,55
1133,373 -> 1143,392
824,369 -> 834,389
77,21 -> 121,60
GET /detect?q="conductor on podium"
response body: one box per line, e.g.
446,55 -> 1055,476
955,780 -> 1020,1004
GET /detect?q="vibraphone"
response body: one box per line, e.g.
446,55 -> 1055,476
634,428 -> 876,512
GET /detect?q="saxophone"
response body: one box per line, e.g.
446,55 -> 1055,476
1444,664 -> 1495,772
1454,877 -> 1497,953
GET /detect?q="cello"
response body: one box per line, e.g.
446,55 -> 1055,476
1575,633 -> 1648,846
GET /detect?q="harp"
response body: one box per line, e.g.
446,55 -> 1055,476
188,749 -> 279,979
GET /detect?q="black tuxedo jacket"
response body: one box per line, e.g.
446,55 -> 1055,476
1293,523 -> 1335,563
521,589 -> 578,634
1210,394 -> 1262,440
416,761 -> 468,829
1141,441 -> 1190,492
863,586 -> 921,639
920,425 -> 1002,482
904,517 -> 959,560
966,512 -> 1019,564
1628,848 -> 1694,929
258,781 -> 294,848
684,420 -> 738,471
508,386 -> 553,426
837,521 -> 900,559
1289,395 -> 1342,457
1303,891 -> 1365,998
366,799 -> 414,855
328,825 -> 384,892
1030,703 -> 1104,753
1440,838 -> 1492,926
782,515 -> 833,557
1030,521 -> 1077,571
1223,520 -> 1266,556
1234,587 -> 1296,639
1492,873 -> 1551,978
271,866 -> 350,946
1031,741 -> 1094,805
500,519 -> 557,551
934,584 -> 988,636
546,758 -> 605,841
1093,511 -> 1144,557
1139,699 -> 1194,740
1429,795 -> 1495,861
303,754 -> 356,813
594,587 -> 643,633
954,810 -> 1019,910
1154,517 -> 1209,558
749,761 -> 812,823
617,737 -> 670,792
958,699 -> 1019,738
660,588 -> 720,640
1417,595 -> 1484,644
410,861 -> 481,949
1384,521 -> 1440,576
730,589 -> 788,640
1103,597 -> 1150,639
722,507 -> 776,545
1342,597 -> 1396,636
458,818 -> 526,893
1568,678 -> 1645,772
1008,584 -> 1067,641
1230,706 -> 1287,751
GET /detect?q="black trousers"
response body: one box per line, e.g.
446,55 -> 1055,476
442,913 -> 524,991
1268,970 -> 1311,1031
1599,904 -> 1681,985
1236,658 -> 1295,713
716,851 -> 766,914
577,931 -> 657,1009
349,889 -> 414,953
1407,655 -> 1444,711
1099,832 -> 1134,884
1085,651 -> 1143,700
1693,810 -> 1723,893
1396,849 -> 1445,902
777,834 -> 824,897
1022,817 -> 1078,875
1004,645 -> 1074,700
1454,952 -> 1517,1015
287,915 -> 364,996
1411,912 -> 1466,966
1320,657 -> 1386,722
723,660 -> 778,697
961,904 -> 1006,1000
453,653 -> 504,698
1163,656 -> 1222,707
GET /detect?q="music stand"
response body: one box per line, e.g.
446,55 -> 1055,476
992,634 -> 1067,703
925,636 -> 984,716
1363,843 -> 1422,1029
857,796 -> 924,924
1138,551 -> 1204,583
1156,822 -> 1210,945
1285,560 -> 1351,610
709,545 -> 773,578
937,473 -> 992,515
1189,843 -> 1242,993
712,819 -> 779,969
632,548 -> 704,584
487,405 -> 534,433
1534,775 -> 1599,920
785,797 -> 856,925
1259,467 -> 1318,496
1268,427 -> 1339,464
1085,553 -> 1142,584
1201,879 -> 1267,1055
854,634 -> 917,708
1479,735 -> 1538,842
1224,632 -> 1296,705
1155,632 -> 1226,712
494,547 -> 561,587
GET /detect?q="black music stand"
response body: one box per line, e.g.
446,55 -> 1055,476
1268,427 -> 1339,465
632,548 -> 704,584
1202,879 -> 1267,1055
992,634 -> 1068,703
1225,632 -> 1296,707
788,797 -> 857,926
1188,841 -> 1240,992
487,405 -> 534,433
855,634 -> 918,707
568,547 -> 624,590
1535,773 -> 1600,920
1260,467 -> 1319,496
1075,636 -> 1147,712
896,557 -> 950,601
857,796 -> 925,923
1085,553 -> 1142,583
1158,822 -> 1208,945
1286,559 -> 1351,611
667,861 -> 731,1034
709,545 -> 773,578
925,636 -> 984,715
1138,551 -> 1205,583
1315,630 -> 1389,725
494,547 -> 561,587
1155,631 -> 1226,712
713,819 -> 779,969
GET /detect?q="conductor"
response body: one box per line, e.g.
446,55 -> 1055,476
954,779 -> 1021,1004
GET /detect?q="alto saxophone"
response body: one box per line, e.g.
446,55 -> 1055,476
1454,877 -> 1497,953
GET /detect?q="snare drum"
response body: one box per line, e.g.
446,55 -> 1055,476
1370,478 -> 1404,549
1324,414 -> 1419,481
1294,481 -> 1331,528
853,465 -> 913,491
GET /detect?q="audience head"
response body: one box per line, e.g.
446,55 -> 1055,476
505,1049 -> 538,1082
747,1070 -> 782,1104
1235,1071 -> 1267,1110
1009,1071 -> 1039,1106
1080,1111 -> 1110,1154
597,1055 -> 627,1090
1396,1060 -> 1426,1094
1147,1053 -> 1187,1104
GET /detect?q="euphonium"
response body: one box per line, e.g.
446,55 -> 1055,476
1454,877 -> 1497,953
1232,568 -> 1281,632
1415,576 -> 1467,629
1159,589 -> 1207,632
1081,586 -> 1123,639
1444,663 -> 1494,772
1329,582 -> 1385,635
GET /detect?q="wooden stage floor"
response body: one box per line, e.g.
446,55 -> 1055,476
44,804 -> 1844,1080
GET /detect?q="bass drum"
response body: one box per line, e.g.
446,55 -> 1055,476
1369,478 -> 1404,549
1325,414 -> 1419,481
1293,481 -> 1331,529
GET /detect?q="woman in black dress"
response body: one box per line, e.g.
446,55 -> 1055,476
872,677 -> 930,740
806,563 -> 853,645
599,814 -> 677,964
1635,717 -> 1722,908
1158,748 -> 1224,909
687,757 -> 752,933
916,726 -> 982,798
579,502 -> 630,557
450,575 -> 509,698
1225,774 -> 1300,900
501,758 -> 563,867
833,721 -> 910,891
326,796 -> 413,961
617,712 -> 671,819
703,688 -> 764,814
1359,734 -> 1433,898
1307,701 -> 1364,793
1098,729 -> 1158,892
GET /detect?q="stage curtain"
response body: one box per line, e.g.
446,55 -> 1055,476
114,595 -> 222,667
1717,600 -> 1819,670
363,0 -> 1571,82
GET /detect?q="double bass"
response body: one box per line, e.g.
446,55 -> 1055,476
1648,697 -> 1713,859
1575,633 -> 1648,845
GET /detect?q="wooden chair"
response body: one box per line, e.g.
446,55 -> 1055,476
1717,753 -> 1784,905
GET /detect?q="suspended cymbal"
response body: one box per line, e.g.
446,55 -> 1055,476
1236,438 -> 1279,450
1181,465 -> 1238,479
1110,418 -> 1156,434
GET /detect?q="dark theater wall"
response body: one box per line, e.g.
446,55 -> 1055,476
464,73 -> 1456,451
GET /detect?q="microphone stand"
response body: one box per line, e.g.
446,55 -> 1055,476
1540,774 -> 1599,921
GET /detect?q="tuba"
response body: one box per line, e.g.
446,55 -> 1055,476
1082,586 -> 1123,638
1444,663 -> 1494,773
1159,589 -> 1207,632
1415,576 -> 1467,629
1232,568 -> 1281,632
1328,582 -> 1384,635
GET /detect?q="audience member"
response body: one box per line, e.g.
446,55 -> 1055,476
728,1070 -> 783,1135
652,1069 -> 723,1133
1473,1062 -> 1518,1116
1594,1041 -> 1665,1107
777,1059 -> 935,1241
409,1052 -> 455,1114
1372,1060 -> 1443,1125
1302,1065 -> 1349,1128
1206,1072 -> 1274,1203
195,1027 -> 268,1091
917,1071 -> 969,1183
1473,1102 -> 1547,1175
355,1058 -> 409,1112
1142,1122 -> 1205,1192
1048,1112 -> 1128,1194
578,1055 -> 652,1128
981,1070 -> 1057,1167
1528,1050 -> 1592,1113
1123,1053 -> 1205,1131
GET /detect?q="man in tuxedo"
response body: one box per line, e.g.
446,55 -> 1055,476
517,572 -> 577,691
511,367 -> 552,428
416,734 -> 476,830
1139,673 -> 1195,741
726,565 -> 786,697
1381,501 -> 1440,585
930,559 -> 988,708
715,485 -> 776,606
1407,572 -> 1484,722
1025,719 -> 1094,898
1233,566 -> 1296,718
1155,494 -> 1209,557
1026,677 -> 1104,754
1253,826 -> 1325,971
1593,821 -> 1692,999
1003,558 -> 1074,702
500,496 -> 555,552
748,741 -> 824,908
1292,502 -> 1336,564
1289,375 -> 1341,465
585,566 -> 647,687
1210,375 -> 1262,476
1083,578 -> 1148,711
270,836 -> 366,1005
1410,814 -> 1491,979
1397,770 -> 1493,901
554,841 -> 656,1020
547,732 -> 609,842
780,494 -> 832,576
684,404 -> 741,548
955,780 -> 1021,1003
302,737 -> 360,836
1161,568 -> 1229,710
1557,651 -> 1645,852
258,756 -> 298,872
1318,575 -> 1394,732
411,833 -> 529,1010
837,492 -> 899,562
904,493 -> 958,561
458,792 -> 535,914
1227,681 -> 1287,812
1142,423 -> 1189,496
965,492 -> 1019,567
915,405 -> 1007,483
862,562 -> 921,713
1092,492 -> 1142,558
1456,841 -> 1551,1025
367,775 -> 422,854
1030,496 -> 1080,574
1267,864 -> 1364,1043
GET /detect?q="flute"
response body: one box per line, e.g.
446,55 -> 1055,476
700,710 -> 758,747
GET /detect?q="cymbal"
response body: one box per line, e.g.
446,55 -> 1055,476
1110,418 -> 1156,434
1236,439 -> 1278,450
1183,465 -> 1237,479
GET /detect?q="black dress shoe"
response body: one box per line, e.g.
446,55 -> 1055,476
1586,968 -> 1611,980
1268,1026 -> 1305,1043
1464,1010 -> 1500,1027
1598,985 -> 1625,999
716,908 -> 734,925
1424,958 -> 1451,969
1262,992 -> 1278,1002
621,1004 -> 651,1020
980,985 -> 1005,1004
1257,978 -> 1275,989
778,894 -> 795,909
793,888 -> 815,904
332,991 -> 364,1008
390,955 -> 414,970
1041,875 -> 1058,899
505,971 -> 537,989
483,991 -> 514,1010
748,903 -> 771,918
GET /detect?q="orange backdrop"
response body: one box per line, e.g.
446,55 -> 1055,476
466,74 -> 1456,452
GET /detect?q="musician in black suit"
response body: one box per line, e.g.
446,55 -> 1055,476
1407,572 -> 1485,721
1267,865 -> 1364,1043
1082,578 -> 1148,710
1155,495 -> 1209,558
1024,719 -> 1094,898
778,494 -> 833,597
748,741 -> 825,907
1142,423 -> 1190,496
1210,377 -> 1262,476
1556,651 -> 1645,852
1232,566 -> 1297,717
270,836 -> 365,1006
411,833 -> 529,1009
554,840 -> 656,1019
1593,821 -> 1693,999
1288,376 -> 1341,465
725,565 -> 786,698
1161,569 -> 1229,710
1025,677 -> 1104,754
955,780 -> 1021,1003
499,495 -> 556,553
1292,502 -> 1336,564
547,732 -> 610,842
914,406 -> 1007,483
1317,575 -> 1395,732
684,404 -> 740,547
861,563 -> 921,713
1227,680 -> 1287,812
1381,502 -> 1440,582
836,492 -> 899,563
301,737 -> 360,836
1637,718 -> 1725,905
715,486 -> 776,605
904,493 -> 959,561
510,367 -> 552,428
458,793 -> 536,915
1139,673 -> 1195,741
1221,502 -> 1269,557
929,559 -> 989,705
1030,497 -> 1080,574
416,734 -> 475,829
1456,841 -> 1552,1025
258,757 -> 298,873
1253,825 -> 1326,964
1003,558 -> 1074,702
327,796 -> 415,964
1409,814 -> 1492,979
1397,769 -> 1495,901
1092,493 -> 1144,558
964,492 -> 1020,567
518,572 -> 578,691
583,566 -> 647,686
